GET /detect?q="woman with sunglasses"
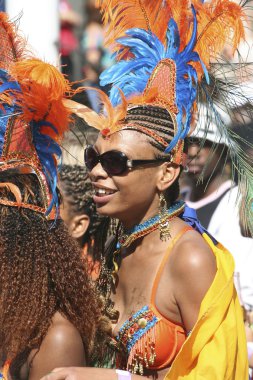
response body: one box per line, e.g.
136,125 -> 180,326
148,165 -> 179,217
44,1 -> 251,380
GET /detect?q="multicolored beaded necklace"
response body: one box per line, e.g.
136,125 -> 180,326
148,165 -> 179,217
112,201 -> 185,276
117,200 -> 185,249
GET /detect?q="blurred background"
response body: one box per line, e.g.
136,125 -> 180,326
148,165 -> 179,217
1,0 -> 114,109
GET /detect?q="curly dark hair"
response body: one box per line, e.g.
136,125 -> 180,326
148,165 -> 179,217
59,164 -> 109,262
0,174 -> 103,378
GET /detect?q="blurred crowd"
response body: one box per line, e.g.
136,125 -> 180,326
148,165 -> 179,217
59,0 -> 113,108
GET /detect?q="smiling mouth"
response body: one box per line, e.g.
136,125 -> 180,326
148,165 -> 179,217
187,163 -> 201,173
95,188 -> 117,197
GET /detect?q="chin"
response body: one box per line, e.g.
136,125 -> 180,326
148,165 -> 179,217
96,203 -> 119,217
97,204 -> 131,224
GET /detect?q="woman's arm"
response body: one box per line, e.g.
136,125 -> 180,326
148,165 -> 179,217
40,366 -> 170,380
29,314 -> 85,380
170,232 -> 217,332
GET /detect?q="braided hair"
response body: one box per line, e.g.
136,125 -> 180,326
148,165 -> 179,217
125,105 -> 188,204
59,164 -> 109,262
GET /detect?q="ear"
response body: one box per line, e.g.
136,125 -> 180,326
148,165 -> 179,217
156,163 -> 181,192
69,214 -> 90,240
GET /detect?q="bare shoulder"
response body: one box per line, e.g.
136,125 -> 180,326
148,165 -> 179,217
168,228 -> 217,330
169,228 -> 217,279
28,312 -> 85,380
45,312 -> 84,348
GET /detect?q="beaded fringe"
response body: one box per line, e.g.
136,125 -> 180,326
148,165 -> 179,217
127,323 -> 157,376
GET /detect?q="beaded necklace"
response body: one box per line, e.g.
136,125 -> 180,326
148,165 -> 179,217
112,201 -> 185,276
118,200 -> 185,249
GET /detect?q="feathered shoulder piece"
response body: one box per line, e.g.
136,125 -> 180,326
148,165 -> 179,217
0,12 -> 75,219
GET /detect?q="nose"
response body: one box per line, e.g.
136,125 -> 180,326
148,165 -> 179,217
187,145 -> 199,162
88,161 -> 108,181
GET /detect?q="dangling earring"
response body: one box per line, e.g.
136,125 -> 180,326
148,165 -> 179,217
183,165 -> 189,173
159,193 -> 171,241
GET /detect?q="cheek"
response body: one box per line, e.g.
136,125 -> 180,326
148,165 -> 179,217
117,170 -> 156,203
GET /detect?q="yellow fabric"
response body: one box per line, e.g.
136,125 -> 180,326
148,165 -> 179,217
164,233 -> 248,380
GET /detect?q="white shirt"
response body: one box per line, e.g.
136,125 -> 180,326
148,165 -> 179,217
208,186 -> 253,309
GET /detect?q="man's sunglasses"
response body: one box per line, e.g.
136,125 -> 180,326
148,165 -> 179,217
84,145 -> 171,176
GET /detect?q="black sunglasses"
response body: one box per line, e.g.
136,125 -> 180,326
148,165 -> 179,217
84,145 -> 171,176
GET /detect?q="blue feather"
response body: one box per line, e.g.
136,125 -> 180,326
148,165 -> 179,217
32,121 -> 62,215
165,19 -> 180,58
100,5 -> 208,153
125,29 -> 164,57
0,68 -> 63,217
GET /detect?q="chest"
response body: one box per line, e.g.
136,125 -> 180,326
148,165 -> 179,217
111,249 -> 173,336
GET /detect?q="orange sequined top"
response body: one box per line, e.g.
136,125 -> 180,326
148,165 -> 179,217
115,227 -> 191,375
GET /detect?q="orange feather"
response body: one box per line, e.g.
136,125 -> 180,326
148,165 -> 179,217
8,59 -> 74,141
0,12 -> 27,69
193,0 -> 246,71
64,88 -> 128,135
168,0 -> 192,49
96,0 -> 172,55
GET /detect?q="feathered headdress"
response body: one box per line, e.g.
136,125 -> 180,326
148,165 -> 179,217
69,0 -> 252,235
0,13 -> 73,219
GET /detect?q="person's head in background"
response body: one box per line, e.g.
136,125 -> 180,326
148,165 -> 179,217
232,122 -> 253,238
187,137 -> 229,183
60,115 -> 108,274
59,164 -> 106,254
183,107 -> 231,201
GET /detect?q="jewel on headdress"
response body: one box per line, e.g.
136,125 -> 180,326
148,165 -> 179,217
101,128 -> 111,137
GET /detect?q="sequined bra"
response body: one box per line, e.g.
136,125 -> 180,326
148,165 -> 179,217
115,227 -> 192,375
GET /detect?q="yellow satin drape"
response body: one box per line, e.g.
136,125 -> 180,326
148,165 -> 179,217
164,234 -> 248,380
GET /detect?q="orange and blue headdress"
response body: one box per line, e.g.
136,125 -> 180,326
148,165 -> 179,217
0,13 -> 73,219
100,6 -> 205,153
68,0 -> 253,235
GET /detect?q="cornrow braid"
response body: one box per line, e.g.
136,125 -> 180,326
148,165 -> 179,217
59,165 -> 92,214
125,105 -> 175,152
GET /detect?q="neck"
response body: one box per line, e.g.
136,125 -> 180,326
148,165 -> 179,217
120,198 -> 163,231
121,210 -> 158,231
117,201 -> 185,250
189,172 -> 229,202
